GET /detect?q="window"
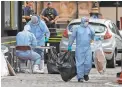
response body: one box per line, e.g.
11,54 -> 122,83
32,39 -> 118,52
68,22 -> 106,33
68,23 -> 80,32
89,23 -> 106,33
100,1 -> 122,7
13,1 -> 18,30
4,1 -> 10,28
113,23 -> 122,37
4,1 -> 18,30
109,23 -> 117,34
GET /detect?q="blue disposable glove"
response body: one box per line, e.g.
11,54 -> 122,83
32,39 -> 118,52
45,37 -> 49,43
94,36 -> 101,41
68,46 -> 72,51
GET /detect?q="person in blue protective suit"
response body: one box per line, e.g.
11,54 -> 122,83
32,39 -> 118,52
27,15 -> 50,73
16,25 -> 43,74
68,17 -> 95,82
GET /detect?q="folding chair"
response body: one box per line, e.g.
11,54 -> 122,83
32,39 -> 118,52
15,46 -> 33,73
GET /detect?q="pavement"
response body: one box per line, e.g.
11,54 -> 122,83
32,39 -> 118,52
1,66 -> 122,87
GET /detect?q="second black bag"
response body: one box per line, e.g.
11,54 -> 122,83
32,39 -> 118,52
57,52 -> 76,82
47,47 -> 59,74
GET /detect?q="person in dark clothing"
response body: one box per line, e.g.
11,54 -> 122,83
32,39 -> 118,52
41,2 -> 59,28
90,12 -> 103,19
98,13 -> 104,19
23,1 -> 34,23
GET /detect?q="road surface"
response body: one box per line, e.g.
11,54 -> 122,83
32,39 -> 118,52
1,66 -> 122,87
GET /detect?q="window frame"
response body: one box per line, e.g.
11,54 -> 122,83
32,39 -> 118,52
109,22 -> 117,34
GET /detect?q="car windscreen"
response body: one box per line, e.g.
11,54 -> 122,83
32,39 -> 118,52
68,22 -> 106,33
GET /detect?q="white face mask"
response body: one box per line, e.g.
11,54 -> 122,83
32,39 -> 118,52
84,22 -> 89,27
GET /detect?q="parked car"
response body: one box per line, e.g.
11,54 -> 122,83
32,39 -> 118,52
119,30 -> 122,36
60,18 -> 122,68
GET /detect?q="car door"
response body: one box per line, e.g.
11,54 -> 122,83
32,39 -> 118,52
112,23 -> 122,51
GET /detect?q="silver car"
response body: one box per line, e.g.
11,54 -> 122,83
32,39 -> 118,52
119,30 -> 122,35
60,18 -> 122,68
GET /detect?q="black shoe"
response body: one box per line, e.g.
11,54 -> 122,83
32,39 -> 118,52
78,79 -> 83,82
84,75 -> 89,81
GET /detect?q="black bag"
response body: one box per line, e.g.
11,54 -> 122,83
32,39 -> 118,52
47,47 -> 59,74
57,52 -> 76,82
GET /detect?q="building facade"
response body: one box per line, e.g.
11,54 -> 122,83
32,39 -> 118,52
1,1 -> 122,37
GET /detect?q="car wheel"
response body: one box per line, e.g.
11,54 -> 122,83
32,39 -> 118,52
107,52 -> 116,68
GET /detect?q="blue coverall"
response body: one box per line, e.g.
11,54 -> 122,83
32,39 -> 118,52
16,25 -> 41,65
27,16 -> 50,60
68,17 -> 95,80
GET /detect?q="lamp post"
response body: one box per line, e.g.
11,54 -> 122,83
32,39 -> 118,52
114,1 -> 120,28
35,1 -> 37,14
76,1 -> 79,19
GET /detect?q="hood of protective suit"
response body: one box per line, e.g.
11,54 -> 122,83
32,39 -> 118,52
81,17 -> 89,27
30,16 -> 40,25
23,25 -> 31,31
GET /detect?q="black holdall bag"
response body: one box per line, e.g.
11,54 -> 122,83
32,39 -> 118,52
47,47 -> 59,74
57,51 -> 77,82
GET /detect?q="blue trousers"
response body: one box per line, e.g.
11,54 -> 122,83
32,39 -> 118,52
34,48 -> 44,60
75,47 -> 92,80
16,50 -> 41,65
